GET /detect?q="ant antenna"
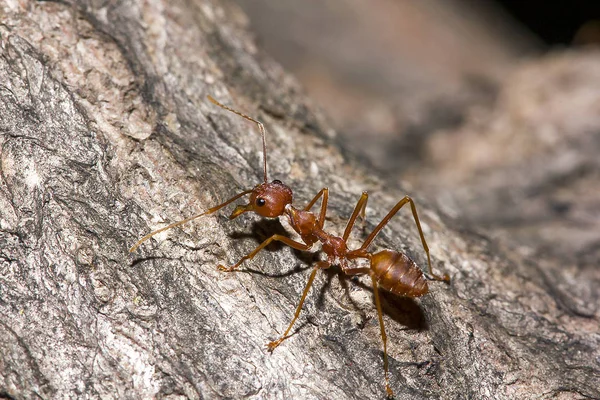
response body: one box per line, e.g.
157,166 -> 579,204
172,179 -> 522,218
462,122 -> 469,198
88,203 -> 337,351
208,95 -> 269,183
129,188 -> 253,253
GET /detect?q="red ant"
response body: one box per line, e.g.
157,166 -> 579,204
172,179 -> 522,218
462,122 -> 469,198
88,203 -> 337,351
130,95 -> 450,398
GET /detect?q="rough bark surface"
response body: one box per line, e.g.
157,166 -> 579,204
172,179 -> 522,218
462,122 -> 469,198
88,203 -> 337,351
0,1 -> 598,400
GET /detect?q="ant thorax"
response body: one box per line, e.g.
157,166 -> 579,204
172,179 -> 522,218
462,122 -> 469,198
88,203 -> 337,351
284,204 -> 319,244
284,204 -> 348,261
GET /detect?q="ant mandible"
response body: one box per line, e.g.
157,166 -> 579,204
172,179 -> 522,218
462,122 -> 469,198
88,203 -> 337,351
130,95 -> 450,398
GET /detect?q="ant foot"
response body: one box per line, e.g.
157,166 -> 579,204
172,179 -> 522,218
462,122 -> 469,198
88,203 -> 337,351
217,264 -> 235,272
385,384 -> 394,398
266,338 -> 283,352
430,272 -> 450,283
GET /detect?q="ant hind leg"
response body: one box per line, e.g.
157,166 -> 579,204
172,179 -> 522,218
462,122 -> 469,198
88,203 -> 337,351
358,196 -> 449,283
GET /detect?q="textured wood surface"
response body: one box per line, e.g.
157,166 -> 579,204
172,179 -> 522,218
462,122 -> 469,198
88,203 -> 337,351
0,1 -> 598,399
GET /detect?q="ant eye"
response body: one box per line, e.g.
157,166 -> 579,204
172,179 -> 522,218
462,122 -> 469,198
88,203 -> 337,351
256,198 -> 266,207
272,179 -> 282,184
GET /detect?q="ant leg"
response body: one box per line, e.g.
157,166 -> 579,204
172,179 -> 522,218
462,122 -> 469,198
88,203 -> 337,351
304,188 -> 329,229
370,271 -> 394,398
267,261 -> 330,352
218,235 -> 310,272
343,192 -> 369,241
343,267 -> 370,276
358,196 -> 449,282
359,198 -> 367,233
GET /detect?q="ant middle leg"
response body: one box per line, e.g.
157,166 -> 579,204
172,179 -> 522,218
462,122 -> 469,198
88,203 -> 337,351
218,234 -> 311,272
343,266 -> 371,276
267,261 -> 330,351
356,196 -> 449,282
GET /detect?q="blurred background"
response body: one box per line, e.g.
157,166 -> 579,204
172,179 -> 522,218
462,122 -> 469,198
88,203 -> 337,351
234,0 -> 600,300
234,0 -> 598,174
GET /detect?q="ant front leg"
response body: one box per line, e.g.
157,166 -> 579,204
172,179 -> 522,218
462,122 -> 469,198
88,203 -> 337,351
304,188 -> 328,229
343,191 -> 369,241
359,196 -> 449,282
218,235 -> 311,272
267,261 -> 330,352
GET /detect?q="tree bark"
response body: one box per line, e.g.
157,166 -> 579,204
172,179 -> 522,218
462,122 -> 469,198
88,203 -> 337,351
0,1 -> 598,399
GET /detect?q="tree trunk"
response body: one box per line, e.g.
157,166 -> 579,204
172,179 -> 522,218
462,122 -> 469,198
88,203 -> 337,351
0,1 -> 598,399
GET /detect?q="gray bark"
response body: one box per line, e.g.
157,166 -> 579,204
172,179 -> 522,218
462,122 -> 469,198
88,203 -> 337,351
0,1 -> 598,400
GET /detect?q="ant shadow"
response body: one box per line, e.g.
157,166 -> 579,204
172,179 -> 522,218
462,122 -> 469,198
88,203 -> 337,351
228,218 -> 316,277
317,266 -> 427,331
228,219 -> 427,331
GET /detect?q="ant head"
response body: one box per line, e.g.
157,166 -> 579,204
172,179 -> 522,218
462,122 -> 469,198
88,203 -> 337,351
230,179 -> 293,219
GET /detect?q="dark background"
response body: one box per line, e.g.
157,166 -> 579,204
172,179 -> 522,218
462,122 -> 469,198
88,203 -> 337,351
496,0 -> 600,45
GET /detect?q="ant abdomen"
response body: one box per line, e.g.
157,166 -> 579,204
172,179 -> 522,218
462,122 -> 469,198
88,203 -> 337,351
371,250 -> 428,297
